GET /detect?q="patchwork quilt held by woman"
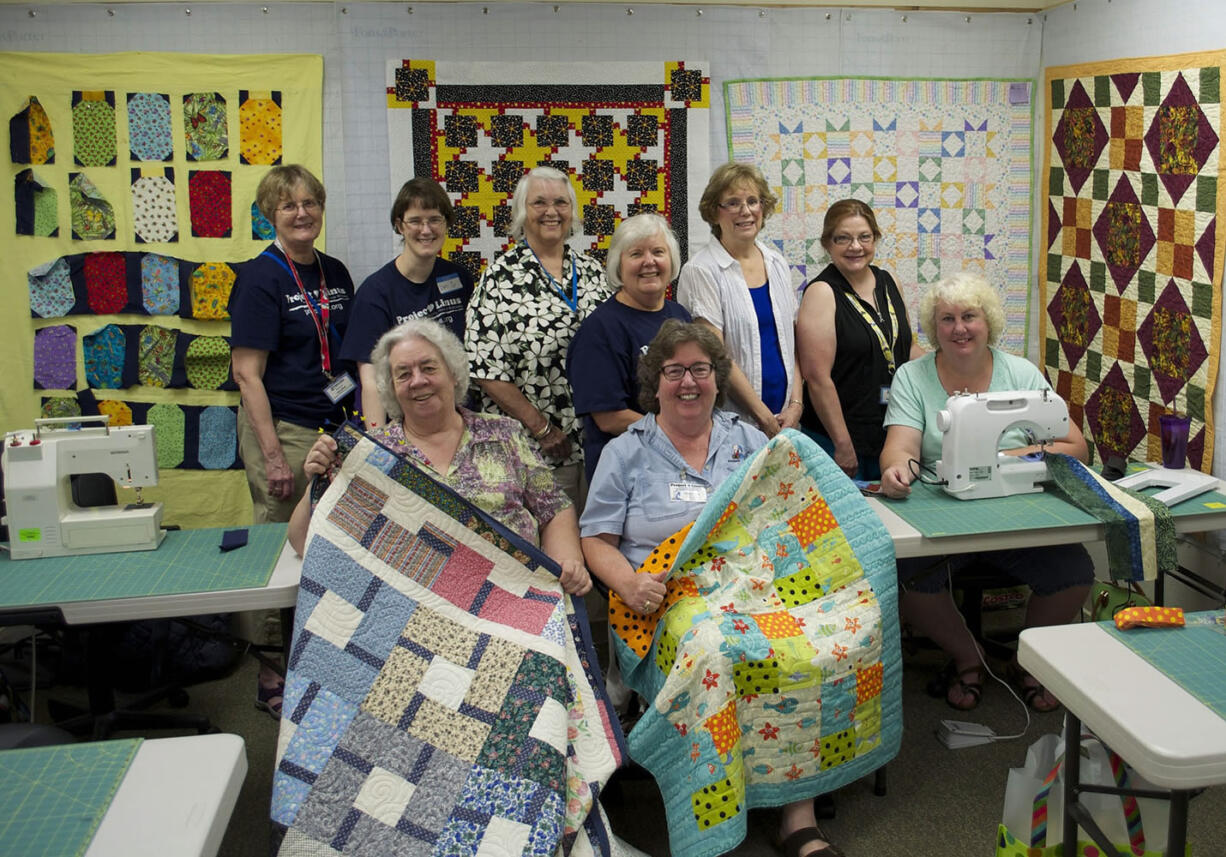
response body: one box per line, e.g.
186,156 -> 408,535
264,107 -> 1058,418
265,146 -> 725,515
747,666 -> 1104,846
609,430 -> 901,857
271,425 -> 624,856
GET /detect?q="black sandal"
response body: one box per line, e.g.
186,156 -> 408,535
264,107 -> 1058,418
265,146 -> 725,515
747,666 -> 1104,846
1008,662 -> 1060,713
778,827 -> 846,857
927,661 -> 984,711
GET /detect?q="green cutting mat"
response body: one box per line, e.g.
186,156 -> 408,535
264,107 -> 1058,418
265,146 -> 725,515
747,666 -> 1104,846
882,478 -> 1226,539
0,524 -> 287,609
1104,612 -> 1226,721
0,738 -> 141,857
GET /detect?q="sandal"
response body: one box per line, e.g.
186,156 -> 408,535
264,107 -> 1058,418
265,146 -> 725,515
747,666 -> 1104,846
777,826 -> 846,857
927,661 -> 984,711
1008,663 -> 1060,713
256,678 -> 284,721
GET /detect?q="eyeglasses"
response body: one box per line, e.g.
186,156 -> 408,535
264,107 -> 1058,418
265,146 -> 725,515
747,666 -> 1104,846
278,199 -> 321,215
660,361 -> 714,381
528,198 -> 572,212
831,232 -> 875,247
402,216 -> 447,229
718,197 -> 762,212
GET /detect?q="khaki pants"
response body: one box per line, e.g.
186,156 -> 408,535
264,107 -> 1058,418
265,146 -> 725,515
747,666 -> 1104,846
236,406 -> 318,524
552,462 -> 589,513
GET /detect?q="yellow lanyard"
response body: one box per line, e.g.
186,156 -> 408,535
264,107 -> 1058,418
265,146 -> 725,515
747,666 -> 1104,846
839,284 -> 900,374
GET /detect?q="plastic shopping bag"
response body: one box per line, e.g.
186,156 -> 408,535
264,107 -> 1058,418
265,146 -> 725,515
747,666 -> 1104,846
994,732 -> 1182,856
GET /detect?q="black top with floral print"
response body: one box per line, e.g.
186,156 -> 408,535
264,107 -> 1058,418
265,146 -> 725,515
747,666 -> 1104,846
464,241 -> 611,469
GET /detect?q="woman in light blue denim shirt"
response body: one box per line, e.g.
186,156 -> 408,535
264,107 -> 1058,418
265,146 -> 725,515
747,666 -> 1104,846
581,321 -> 844,856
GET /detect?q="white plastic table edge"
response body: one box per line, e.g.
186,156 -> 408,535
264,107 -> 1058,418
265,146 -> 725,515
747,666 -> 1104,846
86,733 -> 247,857
1018,621 -> 1226,789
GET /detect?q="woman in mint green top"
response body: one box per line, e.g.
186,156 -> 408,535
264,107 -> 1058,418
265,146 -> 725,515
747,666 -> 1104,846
879,272 -> 1093,714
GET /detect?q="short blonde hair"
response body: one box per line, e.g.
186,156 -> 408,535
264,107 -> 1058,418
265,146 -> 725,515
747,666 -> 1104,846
255,165 -> 326,221
919,271 -> 1006,348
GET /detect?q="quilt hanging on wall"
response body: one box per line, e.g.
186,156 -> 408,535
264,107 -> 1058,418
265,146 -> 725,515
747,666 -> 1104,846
1040,52 -> 1225,470
726,77 -> 1035,356
1,51 -> 323,526
386,60 -> 709,278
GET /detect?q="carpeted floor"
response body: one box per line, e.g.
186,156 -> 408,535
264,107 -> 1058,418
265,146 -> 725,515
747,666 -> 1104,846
6,618 -> 1224,857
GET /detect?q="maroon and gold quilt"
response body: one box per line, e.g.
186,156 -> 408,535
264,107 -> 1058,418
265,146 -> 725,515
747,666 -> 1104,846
1041,52 -> 1225,470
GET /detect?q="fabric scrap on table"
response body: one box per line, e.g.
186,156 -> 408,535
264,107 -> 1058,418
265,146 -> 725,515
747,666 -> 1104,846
1044,453 -> 1175,581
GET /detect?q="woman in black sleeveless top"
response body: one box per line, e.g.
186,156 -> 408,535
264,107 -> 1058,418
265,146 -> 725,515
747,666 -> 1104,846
796,200 -> 923,479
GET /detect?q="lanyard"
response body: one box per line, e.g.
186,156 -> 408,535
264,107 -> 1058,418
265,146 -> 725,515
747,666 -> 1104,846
840,281 -> 900,375
276,240 -> 333,375
531,247 -> 578,312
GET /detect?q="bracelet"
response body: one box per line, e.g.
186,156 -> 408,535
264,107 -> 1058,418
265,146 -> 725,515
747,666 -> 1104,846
789,399 -> 803,407
531,420 -> 552,440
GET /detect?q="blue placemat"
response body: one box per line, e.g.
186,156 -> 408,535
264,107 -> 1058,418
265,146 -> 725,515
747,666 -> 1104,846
1103,611 -> 1226,721
0,523 -> 287,609
0,738 -> 142,857
881,472 -> 1226,539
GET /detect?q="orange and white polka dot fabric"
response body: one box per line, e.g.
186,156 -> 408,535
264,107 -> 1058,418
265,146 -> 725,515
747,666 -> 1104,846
1114,605 -> 1184,629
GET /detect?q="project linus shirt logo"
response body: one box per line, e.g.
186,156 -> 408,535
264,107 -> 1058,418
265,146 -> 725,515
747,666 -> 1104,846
284,286 -> 349,313
395,296 -> 465,325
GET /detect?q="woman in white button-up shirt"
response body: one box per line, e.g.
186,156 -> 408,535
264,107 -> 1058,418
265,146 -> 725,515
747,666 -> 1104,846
677,162 -> 802,437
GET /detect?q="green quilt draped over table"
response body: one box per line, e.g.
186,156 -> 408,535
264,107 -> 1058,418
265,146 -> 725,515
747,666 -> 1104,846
608,430 -> 902,857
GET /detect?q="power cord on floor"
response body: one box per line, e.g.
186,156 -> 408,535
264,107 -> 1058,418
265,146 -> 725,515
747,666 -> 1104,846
935,561 -> 1031,749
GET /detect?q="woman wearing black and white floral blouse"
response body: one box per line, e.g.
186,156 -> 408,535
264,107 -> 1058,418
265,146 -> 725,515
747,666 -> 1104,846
464,166 -> 611,507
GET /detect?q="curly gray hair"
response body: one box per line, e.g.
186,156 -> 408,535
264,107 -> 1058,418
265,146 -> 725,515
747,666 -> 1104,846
369,319 -> 470,422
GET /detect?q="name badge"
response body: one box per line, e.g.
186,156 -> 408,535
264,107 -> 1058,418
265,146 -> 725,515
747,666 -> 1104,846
324,371 -> 357,403
669,481 -> 708,503
437,274 -> 463,295
879,385 -> 891,406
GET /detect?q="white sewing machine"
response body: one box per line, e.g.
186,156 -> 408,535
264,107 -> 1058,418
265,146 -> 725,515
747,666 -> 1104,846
933,389 -> 1071,501
2,415 -> 165,560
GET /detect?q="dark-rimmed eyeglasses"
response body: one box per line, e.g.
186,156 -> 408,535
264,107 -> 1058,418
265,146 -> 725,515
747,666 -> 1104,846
660,362 -> 714,381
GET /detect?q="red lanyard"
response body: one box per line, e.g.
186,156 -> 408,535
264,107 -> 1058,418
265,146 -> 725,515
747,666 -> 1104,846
283,249 -> 332,375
